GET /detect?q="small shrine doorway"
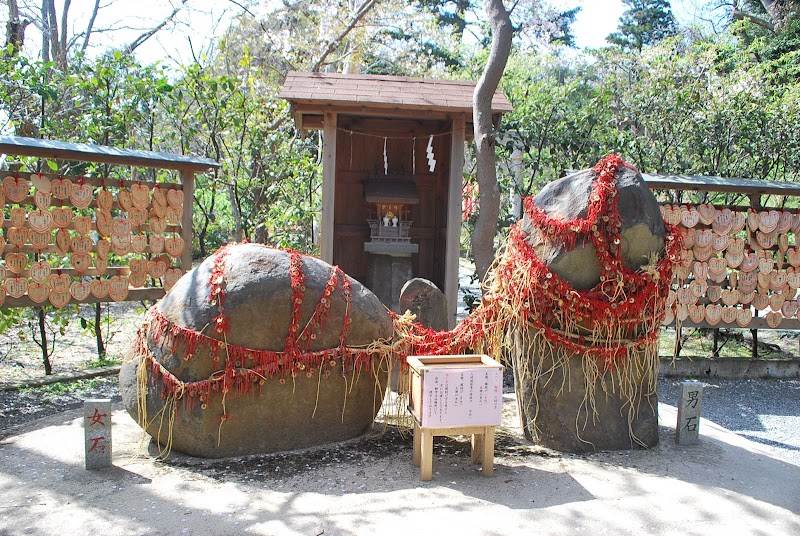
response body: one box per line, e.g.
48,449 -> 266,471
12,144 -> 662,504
281,72 -> 511,326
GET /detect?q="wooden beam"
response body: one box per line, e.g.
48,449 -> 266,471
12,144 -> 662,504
0,136 -> 218,172
445,114 -> 465,328
2,287 -> 165,308
321,112 -> 337,263
179,168 -> 195,272
643,173 -> 800,197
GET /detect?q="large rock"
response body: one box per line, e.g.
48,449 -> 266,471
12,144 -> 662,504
120,244 -> 392,458
513,162 -> 665,452
399,278 -> 447,331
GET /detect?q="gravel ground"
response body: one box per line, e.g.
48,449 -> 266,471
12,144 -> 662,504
1,374 -> 798,467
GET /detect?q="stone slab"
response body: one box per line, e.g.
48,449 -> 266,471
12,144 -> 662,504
676,381 -> 703,445
84,399 -> 112,469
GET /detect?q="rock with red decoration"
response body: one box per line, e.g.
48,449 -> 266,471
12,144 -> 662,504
511,155 -> 671,452
120,243 -> 392,458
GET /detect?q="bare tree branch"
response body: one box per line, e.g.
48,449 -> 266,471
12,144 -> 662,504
732,8 -> 775,31
81,0 -> 100,52
122,0 -> 188,55
311,0 -> 378,72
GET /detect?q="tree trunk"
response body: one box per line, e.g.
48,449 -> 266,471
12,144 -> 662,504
470,0 -> 512,283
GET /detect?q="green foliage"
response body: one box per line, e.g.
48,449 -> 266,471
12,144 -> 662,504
607,0 -> 678,51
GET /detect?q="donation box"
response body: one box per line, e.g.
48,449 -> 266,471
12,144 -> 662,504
407,354 -> 503,428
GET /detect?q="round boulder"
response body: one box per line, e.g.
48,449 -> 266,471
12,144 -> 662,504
120,244 -> 393,458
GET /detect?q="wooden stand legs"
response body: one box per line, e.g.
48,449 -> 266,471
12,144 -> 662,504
412,421 -> 496,481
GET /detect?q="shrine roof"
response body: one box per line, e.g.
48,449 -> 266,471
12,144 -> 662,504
280,71 -> 512,128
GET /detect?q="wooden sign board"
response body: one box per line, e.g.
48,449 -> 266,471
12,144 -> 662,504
406,354 -> 503,428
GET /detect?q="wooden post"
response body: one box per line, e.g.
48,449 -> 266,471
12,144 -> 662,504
445,114 -> 465,328
321,113 -> 338,264
179,169 -> 195,273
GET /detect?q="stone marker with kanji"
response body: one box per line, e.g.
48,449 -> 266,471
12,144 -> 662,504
676,381 -> 703,445
84,399 -> 112,469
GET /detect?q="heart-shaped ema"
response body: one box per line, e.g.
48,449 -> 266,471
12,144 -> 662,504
70,252 -> 92,273
165,205 -> 183,225
73,216 -> 92,236
150,203 -> 166,218
27,282 -> 49,304
71,235 -> 93,254
54,229 -> 71,254
109,275 -> 129,302
666,290 -> 676,307
697,204 -> 715,225
782,299 -> 798,319
690,280 -> 706,298
680,207 -> 700,228
69,183 -> 93,209
711,233 -> 729,252
739,290 -> 755,304
793,214 -> 800,234
777,211 -> 793,234
706,285 -> 722,303
150,235 -> 164,255
731,212 -> 747,233
721,307 -> 737,324
117,189 -> 133,212
740,253 -> 759,273
152,186 -> 167,206
95,256 -> 108,274
695,229 -> 712,248
777,234 -> 789,253
128,234 -> 145,255
679,249 -> 694,268
95,239 -> 110,259
765,311 -> 782,328
149,217 -> 167,235
96,189 -> 114,211
111,234 -> 131,256
721,289 -> 740,307
709,270 -> 727,284
705,304 -> 722,326
5,252 -> 28,274
735,308 -> 752,327
129,207 -> 147,227
49,273 -> 72,293
49,290 -> 70,308
677,287 -> 695,305
758,257 -> 774,274
30,172 -> 51,193
50,177 -> 73,199
727,237 -> 745,255
3,176 -> 30,202
96,213 -> 112,237
164,268 -> 182,292
10,207 -> 26,228
770,271 -> 787,290
27,209 -> 53,233
70,281 -> 92,301
7,226 -> 29,247
712,208 -> 733,235
29,261 -> 51,283
693,245 -> 712,262
759,210 -> 780,233
5,277 -> 28,298
688,304 -> 705,324
752,293 -> 769,311
34,190 -> 51,211
787,271 -> 800,289
769,293 -> 785,311
130,183 -> 150,209
755,231 -> 777,249
129,271 -> 148,288
165,236 -> 185,258
708,257 -> 726,275
167,188 -> 183,208
675,265 -> 690,280
725,251 -> 744,269
675,303 -> 689,322
746,209 -> 759,232
692,261 -> 708,280
112,217 -> 132,236
52,207 -> 73,228
90,279 -> 110,299
129,258 -> 148,275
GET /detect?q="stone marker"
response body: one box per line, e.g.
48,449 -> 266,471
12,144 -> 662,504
399,278 -> 447,331
84,399 -> 112,469
676,381 -> 703,445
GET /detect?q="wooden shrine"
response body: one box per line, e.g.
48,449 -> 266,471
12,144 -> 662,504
0,136 -> 218,308
280,72 -> 512,326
